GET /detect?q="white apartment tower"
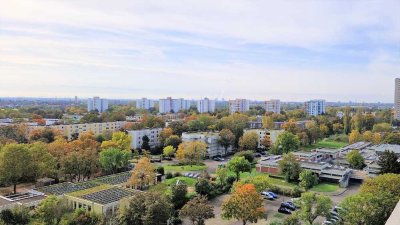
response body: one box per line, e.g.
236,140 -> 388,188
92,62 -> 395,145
197,98 -> 216,113
159,97 -> 191,113
136,98 -> 155,110
87,97 -> 108,113
229,99 -> 250,113
395,78 -> 400,120
264,99 -> 281,114
305,99 -> 326,116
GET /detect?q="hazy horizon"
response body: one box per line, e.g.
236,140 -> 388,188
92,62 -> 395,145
1,1 -> 399,102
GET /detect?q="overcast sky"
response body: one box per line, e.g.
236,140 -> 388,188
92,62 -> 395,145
0,0 -> 399,102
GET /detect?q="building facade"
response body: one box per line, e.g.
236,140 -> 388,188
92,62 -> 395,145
197,98 -> 215,113
264,99 -> 281,114
181,132 -> 233,157
136,98 -> 155,110
159,97 -> 191,113
50,121 -> 127,140
243,129 -> 284,149
87,97 -> 108,113
127,128 -> 162,150
229,99 -> 249,113
304,99 -> 326,116
395,78 -> 400,119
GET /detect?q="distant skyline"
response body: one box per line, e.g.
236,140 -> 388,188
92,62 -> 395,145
0,1 -> 399,103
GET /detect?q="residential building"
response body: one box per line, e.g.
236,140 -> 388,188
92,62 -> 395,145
127,128 -> 162,150
197,98 -> 215,113
264,99 -> 281,114
87,97 -> 108,113
395,78 -> 400,119
304,99 -> 326,116
243,129 -> 284,149
274,120 -> 311,130
229,99 -> 249,113
136,98 -> 155,110
182,132 -> 233,157
249,116 -> 263,129
159,97 -> 191,113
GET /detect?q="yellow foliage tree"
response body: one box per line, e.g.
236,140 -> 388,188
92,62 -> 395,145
128,157 -> 156,190
101,131 -> 131,151
262,116 -> 274,129
176,141 -> 207,166
349,130 -> 362,144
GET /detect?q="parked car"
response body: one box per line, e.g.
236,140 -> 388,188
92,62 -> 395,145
322,221 -> 333,225
150,158 -> 161,163
265,191 -> 278,199
281,202 -> 296,211
260,191 -> 274,200
254,153 -> 262,157
278,206 -> 292,214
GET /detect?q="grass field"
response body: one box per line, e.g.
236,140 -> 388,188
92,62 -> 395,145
164,176 -> 198,187
300,139 -> 348,151
164,164 -> 207,172
311,183 -> 339,192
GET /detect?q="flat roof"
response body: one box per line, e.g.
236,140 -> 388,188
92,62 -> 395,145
368,144 -> 400,154
80,187 -> 136,205
37,182 -> 99,196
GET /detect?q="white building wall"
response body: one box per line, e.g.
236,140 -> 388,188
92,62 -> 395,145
305,99 -> 326,116
159,97 -> 190,113
136,98 -> 155,110
181,132 -> 232,157
87,97 -> 108,113
128,128 -> 162,149
197,98 -> 216,113
265,99 -> 281,114
243,129 -> 284,149
229,99 -> 249,113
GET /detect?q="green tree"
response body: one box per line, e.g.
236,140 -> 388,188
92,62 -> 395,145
305,121 -> 321,145
299,170 -> 318,190
235,175 -> 270,192
238,131 -> 258,150
234,150 -> 255,163
372,123 -> 392,133
378,150 -> 400,174
164,135 -> 182,149
0,206 -> 30,225
218,129 -> 235,156
383,132 -> 400,144
343,107 -> 351,134
180,195 -> 215,225
162,145 -> 176,158
216,167 -> 228,186
141,135 -> 150,150
227,156 -> 252,181
171,182 -> 188,210
295,192 -> 332,224
29,142 -> 57,180
0,144 -> 34,194
99,148 -> 131,174
66,208 -> 100,225
36,196 -> 71,225
278,153 -> 301,182
274,131 -> 300,154
346,150 -> 364,169
195,178 -> 214,198
176,142 -> 207,166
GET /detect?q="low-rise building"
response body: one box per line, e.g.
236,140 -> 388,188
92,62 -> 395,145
127,128 -> 162,150
0,190 -> 46,212
181,132 -> 233,157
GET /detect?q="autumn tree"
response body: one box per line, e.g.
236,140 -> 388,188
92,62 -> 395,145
176,141 -> 207,166
372,123 -> 392,133
239,131 -> 258,150
0,144 -> 34,194
29,142 -> 57,180
299,169 -> 318,190
278,153 -> 301,182
262,116 -> 274,129
216,167 -> 228,186
100,131 -> 131,151
235,175 -> 270,192
164,135 -> 182,149
159,127 -> 173,146
378,150 -> 400,174
99,148 -> 131,174
218,129 -> 235,156
343,107 -> 351,134
227,156 -> 252,181
221,183 -> 265,225
348,130 -> 362,144
180,195 -> 215,225
128,157 -> 156,190
295,192 -> 332,224
273,131 -> 300,154
163,145 -> 176,158
305,121 -> 321,145
347,150 -> 365,169
260,135 -> 271,150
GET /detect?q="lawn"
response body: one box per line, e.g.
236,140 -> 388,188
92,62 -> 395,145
164,176 -> 198,187
311,183 -> 339,192
227,168 -> 298,188
164,164 -> 207,172
300,139 -> 348,151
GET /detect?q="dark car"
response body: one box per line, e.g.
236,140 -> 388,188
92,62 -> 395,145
254,153 -> 262,157
281,202 -> 296,211
278,206 -> 292,214
259,151 -> 267,155
150,158 -> 161,163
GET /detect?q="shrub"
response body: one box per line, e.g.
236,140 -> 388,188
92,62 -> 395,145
174,172 -> 182,177
166,172 -> 173,179
234,150 -> 255,163
156,166 -> 165,175
226,175 -> 236,186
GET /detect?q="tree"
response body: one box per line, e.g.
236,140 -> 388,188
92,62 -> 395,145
99,148 -> 131,174
218,129 -> 235,156
180,195 -> 215,225
162,145 -> 175,158
238,131 -> 258,150
29,128 -> 57,143
0,206 -> 30,225
118,192 -> 172,225
235,175 -> 270,192
282,119 -> 298,134
36,196 -> 71,225
305,121 -> 321,144
66,208 -> 100,225
363,130 -> 373,142
278,153 -> 301,182
195,178 -> 214,198
234,150 -> 255,163
343,107 -> 351,134
262,116 -> 274,129
372,122 -> 392,133
227,156 -> 252,181
141,135 -> 150,150
274,131 -> 300,154
295,192 -> 332,224
351,110 -> 364,132
176,142 -> 207,166
299,170 -> 318,190
378,150 -> 400,174
216,167 -> 228,185
346,150 -> 364,169
221,183 -> 265,225
100,131 -> 131,151
128,157 -> 156,190
159,127 -> 173,146
0,144 -> 34,194
348,130 -> 362,144
29,142 -> 57,180
383,132 -> 400,144
260,135 -> 272,150
171,182 -> 188,209
164,135 -> 181,149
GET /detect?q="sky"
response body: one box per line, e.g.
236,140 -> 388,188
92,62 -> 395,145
0,0 -> 399,102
